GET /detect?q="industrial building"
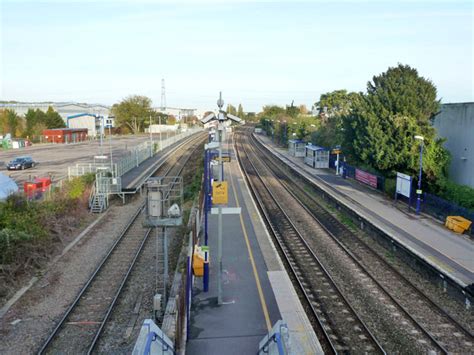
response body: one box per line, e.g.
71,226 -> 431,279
154,107 -> 197,121
434,102 -> 474,188
67,113 -> 114,136
0,102 -> 110,123
42,128 -> 88,144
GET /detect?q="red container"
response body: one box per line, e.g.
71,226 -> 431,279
34,177 -> 51,192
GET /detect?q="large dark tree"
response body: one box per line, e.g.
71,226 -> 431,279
344,64 -> 449,186
45,106 -> 66,128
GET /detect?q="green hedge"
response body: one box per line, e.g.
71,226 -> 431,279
438,180 -> 474,210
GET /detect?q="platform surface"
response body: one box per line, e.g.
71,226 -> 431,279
187,135 -> 321,354
121,132 -> 205,192
256,134 -> 474,288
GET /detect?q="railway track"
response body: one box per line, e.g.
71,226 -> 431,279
248,133 -> 474,353
236,132 -> 385,354
237,127 -> 473,353
38,133 -> 205,354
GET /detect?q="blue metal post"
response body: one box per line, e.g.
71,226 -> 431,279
203,259 -> 209,292
186,253 -> 191,338
416,141 -> 424,215
203,150 -> 210,293
204,150 -> 209,246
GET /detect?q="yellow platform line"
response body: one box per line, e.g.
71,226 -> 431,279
229,160 -> 272,331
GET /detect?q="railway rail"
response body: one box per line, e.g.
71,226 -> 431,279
236,132 -> 385,354
237,126 -> 473,353
38,133 -> 205,354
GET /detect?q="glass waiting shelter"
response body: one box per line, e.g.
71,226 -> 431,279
288,139 -> 306,157
304,144 -> 329,168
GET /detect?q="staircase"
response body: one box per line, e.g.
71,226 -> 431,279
90,193 -> 108,213
89,180 -> 108,213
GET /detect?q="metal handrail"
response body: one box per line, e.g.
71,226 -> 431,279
257,328 -> 286,355
143,329 -> 175,355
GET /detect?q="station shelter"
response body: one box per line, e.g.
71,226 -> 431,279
304,144 -> 330,168
288,139 -> 306,157
43,128 -> 88,144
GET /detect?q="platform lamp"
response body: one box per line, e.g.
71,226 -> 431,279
414,135 -> 424,215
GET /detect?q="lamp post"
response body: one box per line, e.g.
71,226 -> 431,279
414,135 -> 424,215
108,124 -> 113,171
149,114 -> 153,156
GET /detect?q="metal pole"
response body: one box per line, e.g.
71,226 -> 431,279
204,150 -> 209,246
99,115 -> 103,155
163,226 -> 168,304
149,114 -> 153,157
416,142 -> 424,215
159,116 -> 162,150
109,126 -> 113,172
217,121 -> 223,305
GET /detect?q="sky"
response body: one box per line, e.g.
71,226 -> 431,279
0,0 -> 472,112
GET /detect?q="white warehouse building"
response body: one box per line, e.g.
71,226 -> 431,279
0,102 -> 110,123
67,113 -> 114,137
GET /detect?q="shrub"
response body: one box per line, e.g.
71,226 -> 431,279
438,180 -> 474,210
384,177 -> 396,197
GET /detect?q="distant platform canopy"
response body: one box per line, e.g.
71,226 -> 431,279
288,139 -> 306,157
304,144 -> 329,168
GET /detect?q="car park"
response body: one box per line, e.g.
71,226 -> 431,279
6,156 -> 36,170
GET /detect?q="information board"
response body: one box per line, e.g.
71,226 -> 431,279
396,172 -> 412,198
212,181 -> 228,205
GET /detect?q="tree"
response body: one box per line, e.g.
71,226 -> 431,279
286,102 -> 300,118
237,103 -> 244,118
345,64 -> 448,188
299,105 -> 309,115
24,109 -> 38,137
316,90 -> 359,117
111,95 -> 154,134
226,104 -> 237,116
312,90 -> 360,148
296,122 -> 310,140
0,109 -> 21,137
45,106 -> 66,128
167,115 -> 177,125
260,105 -> 286,118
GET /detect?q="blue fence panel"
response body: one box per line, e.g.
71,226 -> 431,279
344,164 -> 356,179
422,193 -> 474,235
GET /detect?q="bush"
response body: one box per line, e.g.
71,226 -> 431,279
438,180 -> 474,210
0,175 -> 95,268
384,177 -> 396,197
184,165 -> 203,201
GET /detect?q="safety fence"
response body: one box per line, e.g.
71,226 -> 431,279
161,191 -> 203,351
329,159 -> 385,192
68,129 -> 202,180
422,193 -> 474,236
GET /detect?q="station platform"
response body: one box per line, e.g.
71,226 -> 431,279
255,134 -> 474,289
187,136 -> 322,354
121,132 -> 206,193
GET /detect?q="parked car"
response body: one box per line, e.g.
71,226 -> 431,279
6,156 -> 36,170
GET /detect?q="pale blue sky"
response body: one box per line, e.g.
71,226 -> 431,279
1,0 -> 472,112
